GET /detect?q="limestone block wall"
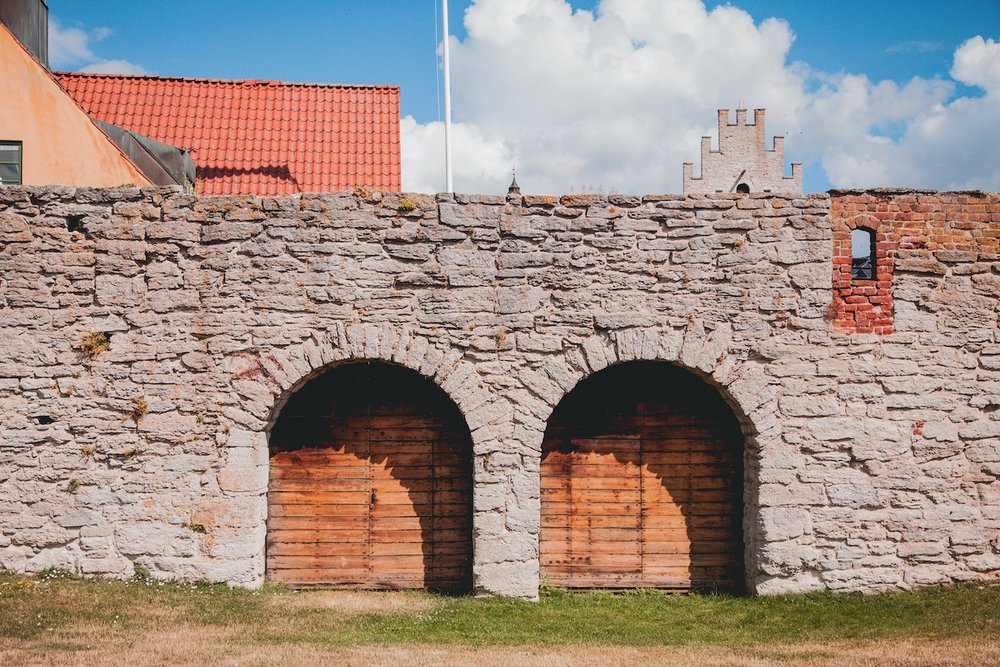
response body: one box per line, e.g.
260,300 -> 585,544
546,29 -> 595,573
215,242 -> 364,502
0,185 -> 998,597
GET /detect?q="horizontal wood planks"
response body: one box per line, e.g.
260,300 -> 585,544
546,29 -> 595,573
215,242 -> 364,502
267,363 -> 473,592
541,362 -> 745,591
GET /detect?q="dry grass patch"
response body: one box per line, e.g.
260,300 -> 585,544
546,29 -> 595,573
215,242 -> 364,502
269,589 -> 437,615
2,573 -> 1000,666
3,634 -> 1000,667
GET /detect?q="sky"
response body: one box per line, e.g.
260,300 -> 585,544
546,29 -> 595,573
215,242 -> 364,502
47,0 -> 1000,195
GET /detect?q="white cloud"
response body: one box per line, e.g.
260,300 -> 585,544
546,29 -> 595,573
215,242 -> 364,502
808,37 -> 1000,189
401,0 -> 1000,194
400,116 -> 514,194
952,36 -> 1000,92
886,41 -> 942,54
78,59 -> 149,76
90,27 -> 114,42
48,21 -> 94,67
48,19 -> 147,75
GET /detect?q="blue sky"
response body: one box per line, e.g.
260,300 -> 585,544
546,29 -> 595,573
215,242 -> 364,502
715,1 -> 997,91
47,1 -> 1000,194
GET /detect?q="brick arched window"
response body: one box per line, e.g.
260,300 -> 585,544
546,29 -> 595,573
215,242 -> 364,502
851,227 -> 876,280
830,212 -> 895,336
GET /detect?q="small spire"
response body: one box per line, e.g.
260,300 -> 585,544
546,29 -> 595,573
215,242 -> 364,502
507,167 -> 520,196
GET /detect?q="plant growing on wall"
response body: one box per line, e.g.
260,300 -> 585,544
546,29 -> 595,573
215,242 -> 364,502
128,397 -> 149,422
397,197 -> 418,214
80,332 -> 110,359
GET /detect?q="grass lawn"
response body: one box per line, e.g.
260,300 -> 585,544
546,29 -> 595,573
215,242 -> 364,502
1,571 -> 999,665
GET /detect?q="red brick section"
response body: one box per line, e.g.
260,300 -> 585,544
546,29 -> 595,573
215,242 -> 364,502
56,73 -> 401,196
830,190 -> 1000,335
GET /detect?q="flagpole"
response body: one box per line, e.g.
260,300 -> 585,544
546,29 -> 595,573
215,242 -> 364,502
442,0 -> 454,193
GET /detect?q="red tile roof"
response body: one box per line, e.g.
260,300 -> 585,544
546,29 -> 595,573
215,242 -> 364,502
56,72 -> 401,196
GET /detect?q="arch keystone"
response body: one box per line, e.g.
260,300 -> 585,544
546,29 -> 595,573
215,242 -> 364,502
656,327 -> 683,361
344,323 -> 367,357
637,328 -> 660,359
613,328 -> 645,362
680,319 -> 708,367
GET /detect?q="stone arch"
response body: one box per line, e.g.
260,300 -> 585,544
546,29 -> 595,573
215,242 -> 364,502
840,212 -> 882,233
220,323 -> 504,449
519,321 -> 779,593
218,322 -> 514,592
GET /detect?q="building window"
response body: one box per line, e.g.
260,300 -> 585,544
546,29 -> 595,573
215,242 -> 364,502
736,182 -> 750,194
851,227 -> 876,280
0,142 -> 22,185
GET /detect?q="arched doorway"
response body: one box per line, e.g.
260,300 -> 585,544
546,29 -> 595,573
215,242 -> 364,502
266,362 -> 473,592
540,362 -> 745,591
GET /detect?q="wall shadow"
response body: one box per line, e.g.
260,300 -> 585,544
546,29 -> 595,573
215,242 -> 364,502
266,361 -> 473,593
541,361 -> 745,593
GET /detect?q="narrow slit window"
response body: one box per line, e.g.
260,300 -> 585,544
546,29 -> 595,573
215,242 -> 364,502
851,227 -> 876,280
0,142 -> 22,185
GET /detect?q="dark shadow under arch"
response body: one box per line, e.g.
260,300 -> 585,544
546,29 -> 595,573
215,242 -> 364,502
541,361 -> 745,592
266,361 -> 473,592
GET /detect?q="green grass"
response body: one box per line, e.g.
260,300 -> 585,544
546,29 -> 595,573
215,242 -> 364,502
1,571 -> 998,649
330,586 -> 1000,647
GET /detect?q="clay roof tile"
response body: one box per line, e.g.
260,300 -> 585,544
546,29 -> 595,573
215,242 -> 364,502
55,72 -> 401,195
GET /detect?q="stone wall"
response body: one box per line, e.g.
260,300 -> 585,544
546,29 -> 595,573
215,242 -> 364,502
0,185 -> 998,597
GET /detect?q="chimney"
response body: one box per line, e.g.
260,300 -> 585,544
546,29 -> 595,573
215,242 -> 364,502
0,0 -> 49,68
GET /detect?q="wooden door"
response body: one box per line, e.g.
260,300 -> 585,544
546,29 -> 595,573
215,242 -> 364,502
541,362 -> 744,591
267,362 -> 473,591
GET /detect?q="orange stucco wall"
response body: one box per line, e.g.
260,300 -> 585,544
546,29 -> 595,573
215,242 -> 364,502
0,25 -> 150,187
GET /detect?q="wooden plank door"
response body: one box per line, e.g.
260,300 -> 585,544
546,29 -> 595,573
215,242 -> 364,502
540,435 -> 643,588
268,445 -> 372,586
267,362 -> 472,591
540,362 -> 744,591
638,399 -> 743,588
366,401 -> 472,589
